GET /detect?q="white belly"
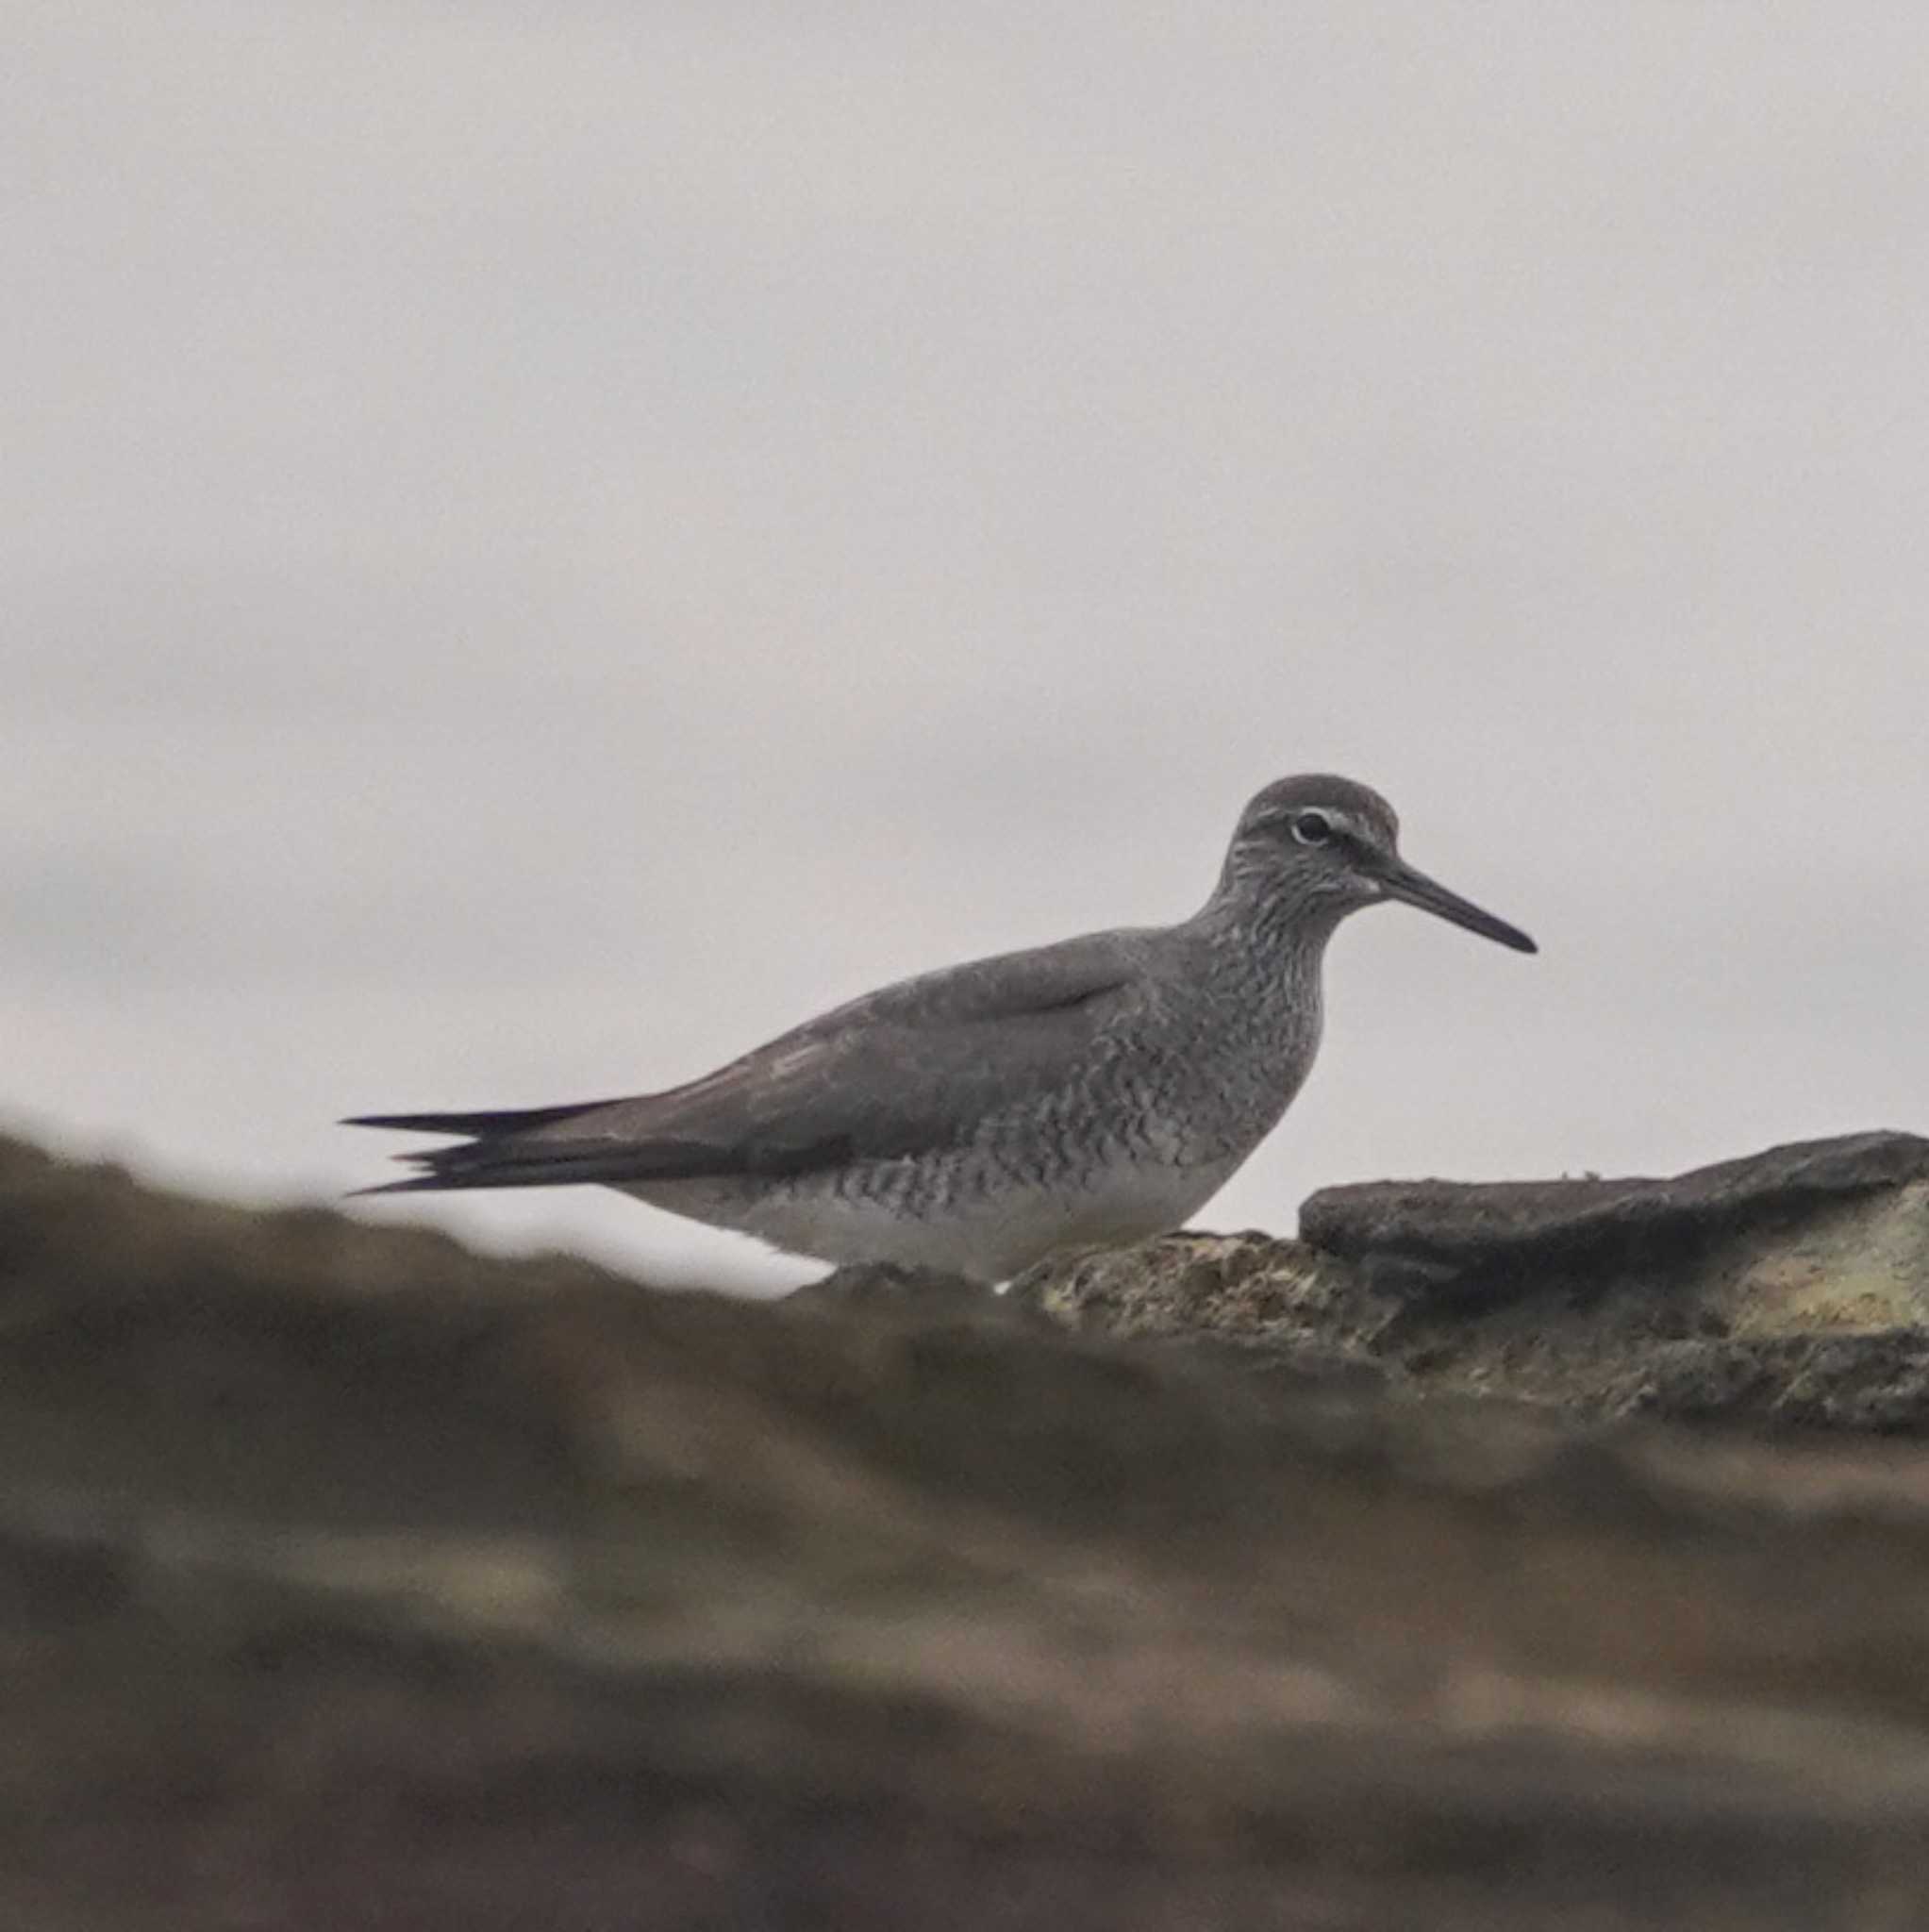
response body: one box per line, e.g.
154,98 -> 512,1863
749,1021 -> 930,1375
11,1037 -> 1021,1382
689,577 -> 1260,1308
619,1153 -> 1241,1284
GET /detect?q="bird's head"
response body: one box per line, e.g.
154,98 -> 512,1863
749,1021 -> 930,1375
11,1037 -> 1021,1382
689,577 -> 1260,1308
1221,774 -> 1536,954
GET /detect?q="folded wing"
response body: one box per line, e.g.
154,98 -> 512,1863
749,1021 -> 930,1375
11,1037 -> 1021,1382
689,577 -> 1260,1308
346,931 -> 1145,1194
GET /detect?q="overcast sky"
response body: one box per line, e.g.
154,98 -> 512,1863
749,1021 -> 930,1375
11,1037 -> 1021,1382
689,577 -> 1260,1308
6,1 -> 1926,1290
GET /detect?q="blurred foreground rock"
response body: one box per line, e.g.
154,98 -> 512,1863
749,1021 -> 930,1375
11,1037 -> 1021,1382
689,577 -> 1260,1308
5,1129 -> 1929,1929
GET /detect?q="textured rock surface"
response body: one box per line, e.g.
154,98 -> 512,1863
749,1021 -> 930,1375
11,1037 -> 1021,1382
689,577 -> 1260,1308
1023,1134 -> 1929,1429
8,1132 -> 1929,1927
1303,1130 -> 1929,1310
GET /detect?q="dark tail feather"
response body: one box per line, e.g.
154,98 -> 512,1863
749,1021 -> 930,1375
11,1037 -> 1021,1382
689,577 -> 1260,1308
344,1127 -> 798,1198
341,1102 -> 614,1140
346,1123 -> 851,1198
347,1156 -> 656,1197
343,1099 -> 634,1197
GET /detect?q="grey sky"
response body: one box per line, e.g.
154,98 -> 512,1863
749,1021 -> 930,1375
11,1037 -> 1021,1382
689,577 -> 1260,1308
6,2 -> 1926,1288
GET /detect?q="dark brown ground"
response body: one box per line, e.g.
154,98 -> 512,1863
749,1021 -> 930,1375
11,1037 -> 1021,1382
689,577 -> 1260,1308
6,1130 -> 1929,1930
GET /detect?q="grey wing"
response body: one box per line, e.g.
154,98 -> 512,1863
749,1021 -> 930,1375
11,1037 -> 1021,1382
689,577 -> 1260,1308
347,930 -> 1149,1193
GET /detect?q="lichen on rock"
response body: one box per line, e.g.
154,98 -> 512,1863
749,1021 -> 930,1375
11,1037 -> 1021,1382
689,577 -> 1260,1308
1016,1132 -> 1929,1430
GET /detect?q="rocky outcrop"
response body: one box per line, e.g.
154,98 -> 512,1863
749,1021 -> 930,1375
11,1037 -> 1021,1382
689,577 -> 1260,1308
5,1130 -> 1929,1928
1019,1132 -> 1929,1429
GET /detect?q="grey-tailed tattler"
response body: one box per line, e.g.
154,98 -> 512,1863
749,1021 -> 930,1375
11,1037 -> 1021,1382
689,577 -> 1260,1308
347,774 -> 1534,1280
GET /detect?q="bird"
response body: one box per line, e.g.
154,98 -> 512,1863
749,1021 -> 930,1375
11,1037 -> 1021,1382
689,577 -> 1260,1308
346,774 -> 1535,1282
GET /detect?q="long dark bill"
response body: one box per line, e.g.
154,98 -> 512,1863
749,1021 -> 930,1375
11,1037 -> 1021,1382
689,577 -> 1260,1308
1378,858 -> 1538,954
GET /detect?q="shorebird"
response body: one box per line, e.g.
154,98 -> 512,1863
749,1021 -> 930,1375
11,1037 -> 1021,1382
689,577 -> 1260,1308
347,774 -> 1534,1281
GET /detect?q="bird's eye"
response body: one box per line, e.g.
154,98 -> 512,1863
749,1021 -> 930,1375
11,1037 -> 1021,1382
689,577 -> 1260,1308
1290,809 -> 1335,847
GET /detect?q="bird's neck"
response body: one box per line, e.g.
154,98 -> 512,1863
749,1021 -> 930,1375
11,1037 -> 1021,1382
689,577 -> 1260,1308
1195,868 -> 1345,965
1189,872 -> 1342,1026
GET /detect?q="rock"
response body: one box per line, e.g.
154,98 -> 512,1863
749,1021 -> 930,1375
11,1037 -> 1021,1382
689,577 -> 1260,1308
1021,1135 -> 1929,1429
1301,1130 -> 1929,1319
8,1131 -> 1929,1927
787,1260 -> 1049,1326
1013,1231 -> 1400,1387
